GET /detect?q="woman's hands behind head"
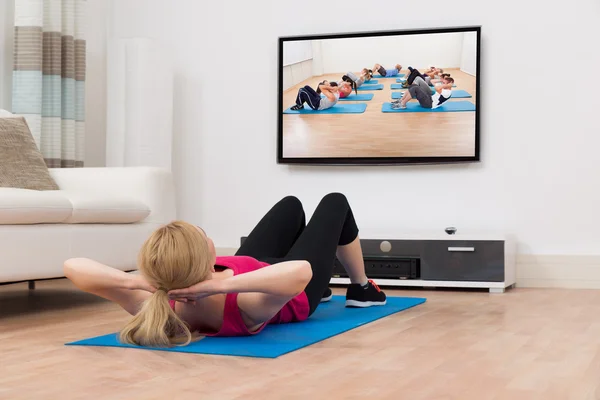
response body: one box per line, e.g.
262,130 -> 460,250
168,279 -> 223,304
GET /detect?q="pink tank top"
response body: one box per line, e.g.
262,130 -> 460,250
169,255 -> 310,337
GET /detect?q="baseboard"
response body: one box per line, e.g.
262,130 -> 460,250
516,254 -> 600,289
216,248 -> 600,289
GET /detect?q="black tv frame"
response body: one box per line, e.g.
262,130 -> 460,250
277,25 -> 481,166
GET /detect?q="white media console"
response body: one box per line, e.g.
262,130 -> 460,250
329,233 -> 516,293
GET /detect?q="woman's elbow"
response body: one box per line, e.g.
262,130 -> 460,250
63,257 -> 88,278
298,261 -> 313,288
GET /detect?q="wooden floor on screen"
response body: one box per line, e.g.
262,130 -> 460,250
282,68 -> 476,159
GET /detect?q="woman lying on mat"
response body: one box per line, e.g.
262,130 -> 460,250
64,193 -> 387,347
338,77 -> 358,98
392,76 -> 454,109
290,81 -> 340,111
373,63 -> 402,77
343,68 -> 373,87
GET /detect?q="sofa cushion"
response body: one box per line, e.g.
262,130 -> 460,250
0,117 -> 60,190
60,192 -> 151,224
0,188 -> 72,224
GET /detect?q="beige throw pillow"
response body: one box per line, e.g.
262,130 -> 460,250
0,117 -> 60,190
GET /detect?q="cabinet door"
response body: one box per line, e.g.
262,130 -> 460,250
420,240 -> 505,282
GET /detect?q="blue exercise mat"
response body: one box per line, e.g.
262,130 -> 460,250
283,103 -> 367,114
375,73 -> 405,78
328,93 -> 374,101
362,79 -> 378,84
391,90 -> 472,99
382,101 -> 476,113
65,296 -> 426,358
396,78 -> 406,83
357,84 -> 383,91
391,83 -> 457,89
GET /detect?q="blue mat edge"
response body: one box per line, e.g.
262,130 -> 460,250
391,90 -> 472,99
356,84 -> 383,90
327,93 -> 374,101
283,103 -> 367,114
65,296 -> 427,358
375,73 -> 406,78
381,101 -> 476,113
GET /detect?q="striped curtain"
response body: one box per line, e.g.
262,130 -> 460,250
12,0 -> 86,168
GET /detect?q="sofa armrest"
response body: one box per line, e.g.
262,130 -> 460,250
49,167 -> 176,224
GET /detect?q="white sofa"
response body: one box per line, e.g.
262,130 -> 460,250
0,167 -> 176,285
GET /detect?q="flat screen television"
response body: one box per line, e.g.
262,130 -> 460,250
277,26 -> 481,165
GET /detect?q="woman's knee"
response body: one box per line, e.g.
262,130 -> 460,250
279,196 -> 304,213
321,192 -> 349,206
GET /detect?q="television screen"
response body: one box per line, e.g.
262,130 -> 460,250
277,26 -> 480,165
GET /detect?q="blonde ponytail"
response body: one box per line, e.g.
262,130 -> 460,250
119,289 -> 192,347
119,220 -> 213,347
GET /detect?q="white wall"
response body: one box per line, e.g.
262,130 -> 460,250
319,32 -> 464,74
282,40 -> 314,90
311,40 -> 324,76
282,41 -> 312,66
460,32 -> 477,76
282,60 -> 312,91
100,0 -> 600,257
0,0 -> 14,111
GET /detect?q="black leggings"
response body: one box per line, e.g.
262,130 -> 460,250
295,86 -> 321,110
235,193 -> 359,316
406,67 -> 425,85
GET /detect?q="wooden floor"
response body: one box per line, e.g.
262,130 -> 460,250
282,69 -> 476,159
2,280 -> 600,400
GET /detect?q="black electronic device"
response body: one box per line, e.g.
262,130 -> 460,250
332,256 -> 420,280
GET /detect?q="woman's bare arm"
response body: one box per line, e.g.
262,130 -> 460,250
319,84 -> 338,102
64,258 -> 155,315
168,260 -> 313,328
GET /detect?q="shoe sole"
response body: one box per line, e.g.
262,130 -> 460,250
345,300 -> 387,307
320,294 -> 333,303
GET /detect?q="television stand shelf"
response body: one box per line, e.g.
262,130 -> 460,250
329,233 -> 516,293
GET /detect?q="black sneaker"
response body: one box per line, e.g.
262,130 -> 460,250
321,287 -> 333,303
345,280 -> 387,307
290,104 -> 304,110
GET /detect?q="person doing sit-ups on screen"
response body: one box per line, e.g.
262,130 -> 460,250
290,81 -> 340,111
373,63 -> 402,77
392,76 -> 454,109
343,68 -> 373,88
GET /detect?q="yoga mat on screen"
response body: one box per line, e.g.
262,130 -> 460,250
391,90 -> 472,99
390,83 -> 456,89
357,84 -> 383,91
283,103 -> 367,114
382,101 -> 476,113
337,93 -> 374,101
66,296 -> 426,358
375,73 -> 405,78
320,93 -> 374,101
